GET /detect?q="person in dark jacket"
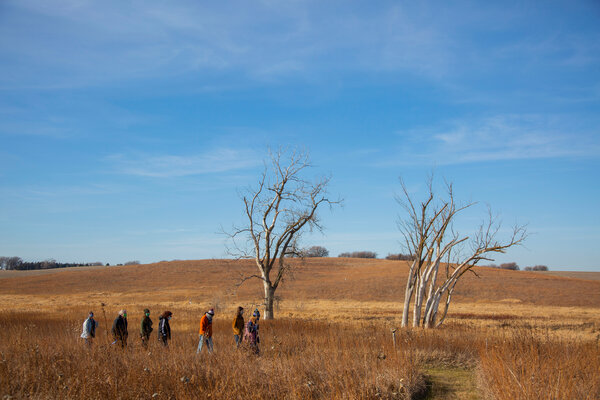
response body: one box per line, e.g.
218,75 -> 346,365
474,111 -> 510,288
243,310 -> 260,355
140,308 -> 153,349
158,311 -> 172,347
232,306 -> 244,348
111,309 -> 128,348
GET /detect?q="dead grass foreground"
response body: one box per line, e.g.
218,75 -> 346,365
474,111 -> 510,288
0,310 -> 425,400
1,307 -> 599,400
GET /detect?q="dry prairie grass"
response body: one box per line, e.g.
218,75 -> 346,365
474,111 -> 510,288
478,329 -> 600,400
0,310 -> 425,399
539,271 -> 600,281
1,259 -> 599,399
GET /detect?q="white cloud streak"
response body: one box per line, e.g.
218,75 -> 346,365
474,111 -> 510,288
107,148 -> 261,177
0,1 -> 527,88
376,114 -> 600,166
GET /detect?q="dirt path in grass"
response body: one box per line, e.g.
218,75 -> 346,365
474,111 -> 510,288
423,366 -> 481,400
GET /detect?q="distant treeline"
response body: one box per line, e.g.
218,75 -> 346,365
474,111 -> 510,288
385,253 -> 415,261
482,262 -> 549,271
0,257 -> 105,271
338,251 -> 377,259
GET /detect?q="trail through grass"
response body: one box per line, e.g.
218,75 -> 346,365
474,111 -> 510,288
422,366 -> 481,400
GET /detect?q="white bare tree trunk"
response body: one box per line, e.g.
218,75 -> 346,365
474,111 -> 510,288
413,275 -> 425,327
401,260 -> 417,328
423,260 -> 440,327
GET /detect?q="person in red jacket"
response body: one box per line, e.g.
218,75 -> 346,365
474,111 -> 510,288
196,308 -> 214,354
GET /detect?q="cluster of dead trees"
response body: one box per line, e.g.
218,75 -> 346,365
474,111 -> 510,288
483,262 -> 549,271
299,249 -> 414,260
338,251 -> 377,258
484,262 -> 520,270
385,253 -> 414,261
301,246 -> 329,257
524,265 -> 549,271
224,148 -> 528,326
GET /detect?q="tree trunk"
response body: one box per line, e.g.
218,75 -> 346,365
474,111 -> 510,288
422,260 -> 440,327
401,260 -> 418,328
401,285 -> 412,327
263,282 -> 275,320
412,275 -> 425,328
424,290 -> 441,328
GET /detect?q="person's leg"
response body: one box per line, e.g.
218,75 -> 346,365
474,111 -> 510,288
196,335 -> 204,354
234,334 -> 240,348
207,337 -> 213,353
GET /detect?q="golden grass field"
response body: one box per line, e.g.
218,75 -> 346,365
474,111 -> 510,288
1,258 -> 599,399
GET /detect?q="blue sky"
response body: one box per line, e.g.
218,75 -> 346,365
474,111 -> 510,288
1,1 -> 599,270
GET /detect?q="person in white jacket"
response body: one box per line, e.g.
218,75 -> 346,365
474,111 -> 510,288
80,311 -> 97,346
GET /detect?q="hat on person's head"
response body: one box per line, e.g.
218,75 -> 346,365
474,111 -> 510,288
119,309 -> 127,316
207,308 -> 215,316
143,308 -> 150,314
89,311 -> 94,316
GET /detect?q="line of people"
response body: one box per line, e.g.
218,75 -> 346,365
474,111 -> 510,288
80,306 -> 261,353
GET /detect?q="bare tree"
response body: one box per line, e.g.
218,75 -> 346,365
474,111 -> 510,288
525,265 -> 548,271
338,251 -> 377,258
226,148 -> 340,319
303,246 -> 329,257
499,262 -> 519,270
397,177 -> 526,328
0,256 -> 22,270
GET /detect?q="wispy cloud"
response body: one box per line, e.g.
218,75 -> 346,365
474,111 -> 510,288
0,183 -> 125,201
375,114 -> 600,166
2,1 -> 597,94
0,1 -> 466,89
107,148 -> 261,178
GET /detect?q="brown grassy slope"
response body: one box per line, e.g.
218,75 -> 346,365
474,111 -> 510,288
0,264 -> 108,279
2,258 -> 599,308
540,271 -> 600,281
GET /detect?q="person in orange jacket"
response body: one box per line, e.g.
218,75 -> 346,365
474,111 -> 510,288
196,308 -> 214,354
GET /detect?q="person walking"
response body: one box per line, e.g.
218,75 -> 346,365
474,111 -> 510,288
243,310 -> 260,355
232,306 -> 244,348
158,311 -> 172,347
111,310 -> 128,348
253,308 -> 260,346
196,308 -> 214,354
80,311 -> 97,346
140,308 -> 153,349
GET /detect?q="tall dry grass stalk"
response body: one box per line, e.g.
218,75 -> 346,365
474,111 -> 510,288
478,329 -> 600,400
0,311 -> 424,399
